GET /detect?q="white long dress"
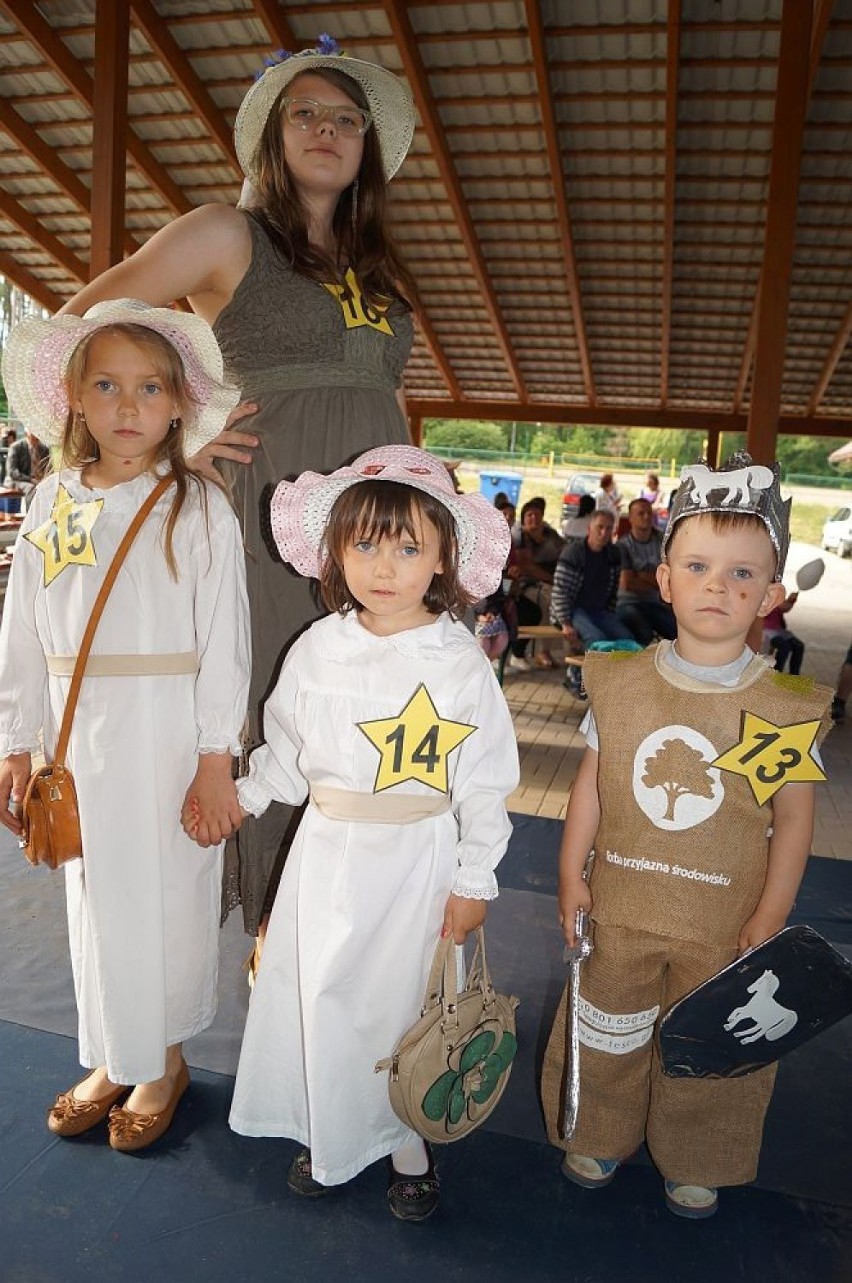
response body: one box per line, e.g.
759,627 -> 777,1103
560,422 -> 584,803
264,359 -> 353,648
229,610 -> 519,1185
0,470 -> 250,1084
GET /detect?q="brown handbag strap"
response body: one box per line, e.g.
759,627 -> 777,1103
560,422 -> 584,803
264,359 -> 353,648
52,474 -> 174,768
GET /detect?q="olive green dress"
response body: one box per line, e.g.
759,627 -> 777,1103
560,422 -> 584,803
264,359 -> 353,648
214,213 -> 413,934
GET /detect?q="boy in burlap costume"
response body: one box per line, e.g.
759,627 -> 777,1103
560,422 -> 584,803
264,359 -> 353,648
540,454 -> 833,1219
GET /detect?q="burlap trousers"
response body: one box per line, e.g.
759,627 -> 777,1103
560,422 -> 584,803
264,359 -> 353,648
541,923 -> 777,1187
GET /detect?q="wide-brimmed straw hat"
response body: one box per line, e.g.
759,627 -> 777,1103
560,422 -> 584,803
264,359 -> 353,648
1,299 -> 240,456
269,445 -> 510,600
234,34 -> 415,183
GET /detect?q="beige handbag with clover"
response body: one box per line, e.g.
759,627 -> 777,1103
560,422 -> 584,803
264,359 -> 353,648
375,926 -> 519,1143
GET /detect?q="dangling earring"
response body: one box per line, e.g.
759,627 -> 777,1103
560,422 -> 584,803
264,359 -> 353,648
169,417 -> 181,432
350,178 -> 359,232
76,409 -> 87,427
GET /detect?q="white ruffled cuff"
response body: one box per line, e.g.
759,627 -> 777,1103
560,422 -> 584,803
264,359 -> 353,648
0,737 -> 40,759
237,775 -> 271,818
452,866 -> 499,900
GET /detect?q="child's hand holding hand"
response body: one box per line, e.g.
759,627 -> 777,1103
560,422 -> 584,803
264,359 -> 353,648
737,910 -> 786,955
0,752 -> 31,836
558,876 -> 592,948
441,893 -> 487,944
181,751 -> 242,847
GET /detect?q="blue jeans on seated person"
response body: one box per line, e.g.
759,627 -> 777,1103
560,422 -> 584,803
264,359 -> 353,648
616,599 -> 677,646
572,608 -> 636,647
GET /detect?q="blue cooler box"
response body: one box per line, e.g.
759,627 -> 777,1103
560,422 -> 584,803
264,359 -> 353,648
479,471 -> 522,506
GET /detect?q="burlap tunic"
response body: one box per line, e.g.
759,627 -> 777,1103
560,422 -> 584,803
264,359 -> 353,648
541,644 -> 832,1186
213,213 -> 413,934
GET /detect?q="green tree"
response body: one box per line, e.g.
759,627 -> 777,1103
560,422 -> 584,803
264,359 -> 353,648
423,420 -> 507,451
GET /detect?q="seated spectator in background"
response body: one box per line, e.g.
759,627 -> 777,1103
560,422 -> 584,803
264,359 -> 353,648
6,429 -> 49,495
494,493 -> 516,528
562,492 -> 596,540
831,640 -> 852,723
473,587 -> 511,668
0,427 -> 15,484
762,588 -> 804,675
594,473 -> 622,519
615,498 -> 677,645
551,508 -> 635,649
640,471 -> 661,504
511,497 -> 565,668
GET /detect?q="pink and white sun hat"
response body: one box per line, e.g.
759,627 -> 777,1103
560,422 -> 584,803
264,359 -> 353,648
269,445 -> 511,600
1,298 -> 240,456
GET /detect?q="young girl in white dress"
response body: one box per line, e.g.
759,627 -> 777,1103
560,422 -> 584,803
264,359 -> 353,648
209,444 -> 519,1221
0,300 -> 250,1151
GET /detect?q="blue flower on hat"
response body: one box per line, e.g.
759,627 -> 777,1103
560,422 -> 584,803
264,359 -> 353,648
255,33 -> 342,79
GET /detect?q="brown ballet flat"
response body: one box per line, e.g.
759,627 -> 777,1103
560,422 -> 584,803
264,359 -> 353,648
47,1075 -> 129,1137
107,1060 -> 190,1153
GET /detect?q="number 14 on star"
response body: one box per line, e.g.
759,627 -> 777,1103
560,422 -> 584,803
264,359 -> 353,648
357,683 -> 477,794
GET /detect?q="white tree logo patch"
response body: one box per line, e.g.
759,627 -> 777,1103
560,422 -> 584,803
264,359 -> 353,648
632,725 -> 724,831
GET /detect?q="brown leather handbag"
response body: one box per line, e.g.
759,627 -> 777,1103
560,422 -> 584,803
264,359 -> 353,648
20,476 -> 173,869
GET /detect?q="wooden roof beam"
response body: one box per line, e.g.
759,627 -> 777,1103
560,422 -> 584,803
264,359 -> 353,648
405,399 -> 852,437
0,187 -> 87,283
734,0 -> 835,415
0,0 -> 191,218
0,249 -> 63,311
89,0 -> 129,278
525,0 -> 595,405
660,0 -> 681,408
381,0 -> 527,400
248,0 -> 299,51
0,96 -> 139,258
746,0 -> 814,464
129,0 -> 239,171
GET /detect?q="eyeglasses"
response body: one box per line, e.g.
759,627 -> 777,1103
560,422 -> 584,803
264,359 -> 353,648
281,97 -> 372,137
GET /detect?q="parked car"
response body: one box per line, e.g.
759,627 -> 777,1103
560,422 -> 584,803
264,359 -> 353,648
561,472 -> 600,522
822,506 -> 852,557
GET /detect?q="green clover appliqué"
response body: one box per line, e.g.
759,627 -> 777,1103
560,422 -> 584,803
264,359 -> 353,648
421,1028 -> 518,1129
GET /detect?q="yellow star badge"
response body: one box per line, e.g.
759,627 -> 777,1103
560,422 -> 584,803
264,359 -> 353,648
24,483 -> 103,587
324,267 -> 394,336
712,710 -> 826,805
358,683 -> 476,794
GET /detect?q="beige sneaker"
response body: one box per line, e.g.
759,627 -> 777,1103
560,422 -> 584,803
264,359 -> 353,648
561,1153 -> 619,1188
664,1179 -> 719,1219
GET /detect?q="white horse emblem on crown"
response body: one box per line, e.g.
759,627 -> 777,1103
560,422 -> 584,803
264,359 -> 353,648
682,461 -> 774,507
723,969 -> 798,1045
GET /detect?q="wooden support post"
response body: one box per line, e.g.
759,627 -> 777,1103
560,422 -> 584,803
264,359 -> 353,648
89,0 -> 130,278
409,414 -> 422,447
705,425 -> 721,469
746,0 -> 812,464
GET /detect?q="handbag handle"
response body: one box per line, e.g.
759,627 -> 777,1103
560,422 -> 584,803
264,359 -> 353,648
51,474 -> 174,769
421,925 -> 496,1031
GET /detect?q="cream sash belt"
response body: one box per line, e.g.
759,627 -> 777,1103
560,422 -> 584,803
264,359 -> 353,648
310,783 -> 451,825
46,651 -> 198,677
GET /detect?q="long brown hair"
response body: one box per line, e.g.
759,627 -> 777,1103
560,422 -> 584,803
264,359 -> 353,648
320,481 -> 471,616
251,67 -> 414,308
62,323 -> 212,579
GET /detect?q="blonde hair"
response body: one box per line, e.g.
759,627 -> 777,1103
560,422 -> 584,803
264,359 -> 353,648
62,323 -> 211,579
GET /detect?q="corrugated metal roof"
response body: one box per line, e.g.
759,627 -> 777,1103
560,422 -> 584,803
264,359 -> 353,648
0,0 -> 851,434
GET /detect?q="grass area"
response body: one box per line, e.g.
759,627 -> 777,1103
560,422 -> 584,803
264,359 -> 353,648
457,472 -> 837,547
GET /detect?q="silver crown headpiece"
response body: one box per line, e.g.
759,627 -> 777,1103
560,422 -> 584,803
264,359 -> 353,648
662,451 -> 790,579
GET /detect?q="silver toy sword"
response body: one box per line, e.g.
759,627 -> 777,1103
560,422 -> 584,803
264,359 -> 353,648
561,907 -> 593,1140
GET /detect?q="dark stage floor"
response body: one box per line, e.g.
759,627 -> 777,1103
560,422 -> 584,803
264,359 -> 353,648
1,817 -> 850,1283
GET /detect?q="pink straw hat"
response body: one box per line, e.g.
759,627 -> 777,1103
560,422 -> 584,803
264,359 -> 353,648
269,445 -> 510,600
2,299 -> 239,455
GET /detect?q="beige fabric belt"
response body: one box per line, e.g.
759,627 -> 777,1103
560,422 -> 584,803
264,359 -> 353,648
310,783 -> 451,824
46,651 -> 198,677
